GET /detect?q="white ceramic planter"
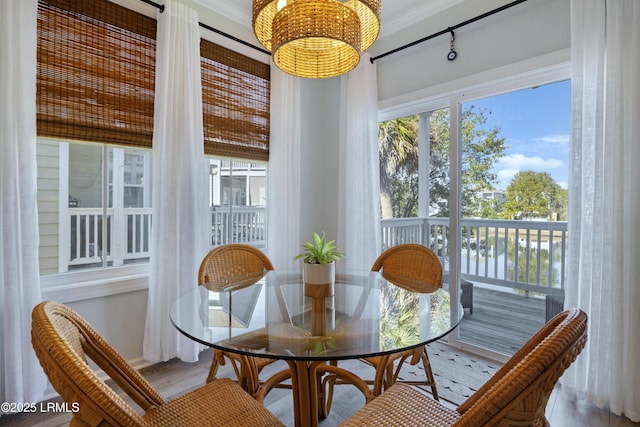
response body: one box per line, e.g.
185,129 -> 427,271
303,262 -> 335,331
303,262 -> 335,285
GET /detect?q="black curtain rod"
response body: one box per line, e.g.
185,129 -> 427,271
140,0 -> 270,55
199,22 -> 270,55
370,0 -> 528,63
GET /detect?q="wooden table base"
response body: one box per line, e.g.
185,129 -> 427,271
275,360 -> 373,427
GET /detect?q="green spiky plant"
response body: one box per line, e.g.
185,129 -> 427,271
294,231 -> 344,265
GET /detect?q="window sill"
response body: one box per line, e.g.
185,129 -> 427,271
40,264 -> 149,303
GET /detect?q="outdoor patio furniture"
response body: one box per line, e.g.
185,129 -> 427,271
340,308 -> 588,427
443,273 -> 474,314
31,301 -> 284,427
545,293 -> 565,322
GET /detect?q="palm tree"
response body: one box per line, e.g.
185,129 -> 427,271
378,116 -> 419,218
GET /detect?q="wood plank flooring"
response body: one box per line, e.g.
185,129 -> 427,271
0,346 -> 636,426
457,285 -> 548,354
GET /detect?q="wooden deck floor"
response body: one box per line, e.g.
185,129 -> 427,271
456,285 -> 548,355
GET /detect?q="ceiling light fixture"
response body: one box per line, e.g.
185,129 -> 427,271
252,0 -> 381,79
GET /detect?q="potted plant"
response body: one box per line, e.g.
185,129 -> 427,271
294,231 -> 344,285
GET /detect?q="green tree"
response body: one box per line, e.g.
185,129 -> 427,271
478,196 -> 506,219
502,171 -> 564,220
505,238 -> 563,291
432,106 -> 507,217
378,106 -> 507,218
378,116 -> 419,218
507,244 -> 552,286
553,187 -> 568,221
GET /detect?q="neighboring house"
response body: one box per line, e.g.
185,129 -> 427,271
480,189 -> 506,205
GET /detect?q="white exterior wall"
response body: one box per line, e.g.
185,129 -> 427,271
37,139 -> 61,275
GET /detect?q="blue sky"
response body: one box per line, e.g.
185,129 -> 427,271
465,79 -> 571,190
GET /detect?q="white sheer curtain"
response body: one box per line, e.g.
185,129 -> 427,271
564,0 -> 640,421
337,54 -> 381,270
143,0 -> 208,363
0,0 -> 48,404
267,63 -> 301,269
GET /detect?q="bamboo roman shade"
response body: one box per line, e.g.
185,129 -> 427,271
37,0 -> 270,160
37,0 -> 157,148
201,40 -> 271,161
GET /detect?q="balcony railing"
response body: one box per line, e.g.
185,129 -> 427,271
65,207 -> 567,301
381,217 -> 567,298
210,206 -> 267,247
66,208 -> 153,269
65,206 -> 265,271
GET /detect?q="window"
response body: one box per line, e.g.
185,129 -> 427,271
37,140 -> 153,275
38,147 -> 269,275
379,75 -> 571,358
36,0 -> 157,278
378,109 -> 450,220
208,158 -> 268,249
36,1 -> 271,289
200,39 -> 270,251
118,152 -> 150,208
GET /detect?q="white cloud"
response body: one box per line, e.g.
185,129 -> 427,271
498,168 -> 519,183
495,154 -> 566,189
533,134 -> 570,145
497,153 -> 564,170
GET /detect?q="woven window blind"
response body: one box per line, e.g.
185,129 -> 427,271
201,39 -> 271,161
37,0 -> 156,148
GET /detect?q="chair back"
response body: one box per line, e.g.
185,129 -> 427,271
371,244 -> 442,293
455,308 -> 588,426
31,301 -> 167,426
198,244 -> 274,286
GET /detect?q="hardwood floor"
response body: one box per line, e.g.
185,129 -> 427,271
458,285 -> 547,354
0,347 -> 636,426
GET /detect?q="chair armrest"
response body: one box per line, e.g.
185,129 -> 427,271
82,336 -> 165,410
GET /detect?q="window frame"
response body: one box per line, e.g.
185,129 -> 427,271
378,49 -> 571,362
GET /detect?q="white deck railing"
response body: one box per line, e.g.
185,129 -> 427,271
65,208 -> 567,298
66,208 -> 153,269
381,217 -> 567,297
209,206 -> 267,247
65,206 -> 265,270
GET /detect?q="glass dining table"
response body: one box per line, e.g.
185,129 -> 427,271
170,269 -> 463,427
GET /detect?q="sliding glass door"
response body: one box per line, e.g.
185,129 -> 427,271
379,77 -> 570,359
453,80 -> 571,356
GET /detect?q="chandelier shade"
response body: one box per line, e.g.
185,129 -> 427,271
252,0 -> 279,52
272,0 -> 361,78
252,0 -> 381,78
346,0 -> 380,51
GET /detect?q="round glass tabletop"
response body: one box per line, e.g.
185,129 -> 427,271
170,269 -> 463,361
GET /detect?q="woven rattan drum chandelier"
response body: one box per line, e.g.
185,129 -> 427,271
253,0 -> 381,78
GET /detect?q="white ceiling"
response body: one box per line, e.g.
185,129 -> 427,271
195,0 -> 464,40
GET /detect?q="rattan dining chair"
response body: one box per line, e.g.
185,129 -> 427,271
198,244 -> 278,395
31,301 -> 284,427
366,244 -> 443,396
340,308 -> 588,427
325,244 -> 443,413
